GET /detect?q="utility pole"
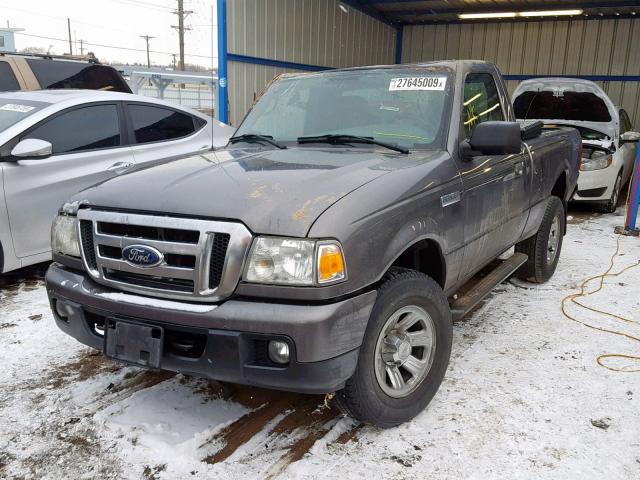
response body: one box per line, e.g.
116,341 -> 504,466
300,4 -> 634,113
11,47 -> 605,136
67,18 -> 73,55
172,0 -> 192,71
139,35 -> 154,68
79,39 -> 85,55
171,53 -> 177,69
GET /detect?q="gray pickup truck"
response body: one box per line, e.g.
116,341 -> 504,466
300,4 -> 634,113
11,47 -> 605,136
46,61 -> 580,427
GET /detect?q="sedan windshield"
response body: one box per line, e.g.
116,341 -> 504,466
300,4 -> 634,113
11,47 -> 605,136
235,68 -> 452,150
0,100 -> 49,133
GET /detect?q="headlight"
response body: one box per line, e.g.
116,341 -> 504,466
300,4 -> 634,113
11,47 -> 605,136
51,215 -> 80,257
244,237 -> 346,286
581,150 -> 612,171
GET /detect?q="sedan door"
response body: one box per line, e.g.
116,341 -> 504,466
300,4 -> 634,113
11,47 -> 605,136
3,103 -> 134,258
124,102 -> 211,168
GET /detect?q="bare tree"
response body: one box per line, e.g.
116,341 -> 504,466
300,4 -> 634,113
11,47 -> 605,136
19,46 -> 47,54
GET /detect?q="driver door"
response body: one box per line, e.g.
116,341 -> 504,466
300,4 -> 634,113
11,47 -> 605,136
3,102 -> 134,258
455,71 -> 530,282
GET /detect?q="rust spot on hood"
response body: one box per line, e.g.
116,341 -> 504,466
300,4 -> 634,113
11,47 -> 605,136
249,185 -> 267,199
292,194 -> 343,222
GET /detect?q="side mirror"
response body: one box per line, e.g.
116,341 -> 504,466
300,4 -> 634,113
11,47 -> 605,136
10,138 -> 53,159
462,121 -> 522,160
620,131 -> 640,144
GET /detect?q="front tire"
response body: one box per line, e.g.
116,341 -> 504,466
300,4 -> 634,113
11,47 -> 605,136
601,171 -> 622,214
335,269 -> 452,428
515,196 -> 565,283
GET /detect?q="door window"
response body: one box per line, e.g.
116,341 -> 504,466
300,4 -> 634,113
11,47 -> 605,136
128,104 -> 196,144
463,73 -> 505,137
0,62 -> 20,91
24,104 -> 120,154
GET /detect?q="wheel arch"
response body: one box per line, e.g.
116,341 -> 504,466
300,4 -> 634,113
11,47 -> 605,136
386,237 -> 446,289
551,170 -> 568,234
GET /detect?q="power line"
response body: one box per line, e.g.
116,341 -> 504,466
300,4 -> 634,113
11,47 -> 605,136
108,0 -> 174,12
0,3 -> 167,38
15,31 -> 213,60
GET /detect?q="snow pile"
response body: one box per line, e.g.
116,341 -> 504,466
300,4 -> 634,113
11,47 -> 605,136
0,211 -> 639,479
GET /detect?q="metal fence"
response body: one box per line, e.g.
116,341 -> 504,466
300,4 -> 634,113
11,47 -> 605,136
136,85 -> 216,113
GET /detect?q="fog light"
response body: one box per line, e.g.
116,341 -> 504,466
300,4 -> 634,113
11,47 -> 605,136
268,340 -> 290,364
54,299 -> 70,320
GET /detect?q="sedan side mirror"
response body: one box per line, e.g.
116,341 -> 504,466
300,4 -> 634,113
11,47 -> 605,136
620,131 -> 640,144
10,138 -> 53,159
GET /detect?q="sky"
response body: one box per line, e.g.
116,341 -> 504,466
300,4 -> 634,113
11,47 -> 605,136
1,0 -> 218,69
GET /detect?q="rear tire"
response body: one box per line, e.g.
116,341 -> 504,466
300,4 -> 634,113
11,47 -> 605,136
515,196 -> 565,283
335,268 -> 452,428
600,172 -> 622,214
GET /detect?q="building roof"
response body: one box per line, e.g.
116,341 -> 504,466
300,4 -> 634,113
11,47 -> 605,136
344,1 -> 640,26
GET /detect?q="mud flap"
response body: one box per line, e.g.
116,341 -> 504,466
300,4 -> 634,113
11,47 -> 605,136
105,320 -> 163,368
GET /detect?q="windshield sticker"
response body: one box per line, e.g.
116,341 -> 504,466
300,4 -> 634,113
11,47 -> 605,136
389,77 -> 447,91
0,104 -> 36,113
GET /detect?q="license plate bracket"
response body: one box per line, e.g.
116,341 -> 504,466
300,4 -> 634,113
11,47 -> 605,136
105,320 -> 163,368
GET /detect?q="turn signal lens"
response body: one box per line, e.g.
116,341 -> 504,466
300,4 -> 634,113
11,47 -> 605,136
317,243 -> 346,284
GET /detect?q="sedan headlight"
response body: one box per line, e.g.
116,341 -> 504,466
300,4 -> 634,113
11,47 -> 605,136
51,215 -> 80,257
581,150 -> 612,171
244,237 -> 346,286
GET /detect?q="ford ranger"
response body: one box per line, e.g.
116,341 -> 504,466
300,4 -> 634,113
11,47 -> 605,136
46,61 -> 580,427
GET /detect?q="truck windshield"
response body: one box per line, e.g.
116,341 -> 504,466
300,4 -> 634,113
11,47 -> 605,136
0,100 -> 48,133
235,68 -> 452,150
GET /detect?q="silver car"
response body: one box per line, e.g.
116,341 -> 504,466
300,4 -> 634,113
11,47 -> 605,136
0,90 -> 235,273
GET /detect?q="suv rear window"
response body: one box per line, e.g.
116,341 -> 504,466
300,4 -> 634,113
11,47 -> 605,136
25,58 -> 131,93
0,62 -> 20,91
514,91 -> 612,122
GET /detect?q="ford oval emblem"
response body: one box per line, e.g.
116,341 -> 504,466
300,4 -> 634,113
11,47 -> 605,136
121,244 -> 164,268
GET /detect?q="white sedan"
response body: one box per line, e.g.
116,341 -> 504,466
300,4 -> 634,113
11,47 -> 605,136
0,90 -> 235,274
513,78 -> 639,213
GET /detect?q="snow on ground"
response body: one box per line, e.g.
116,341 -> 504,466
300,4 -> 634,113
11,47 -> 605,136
1,208 -> 639,480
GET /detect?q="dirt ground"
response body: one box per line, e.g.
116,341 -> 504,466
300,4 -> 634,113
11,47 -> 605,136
0,208 -> 639,479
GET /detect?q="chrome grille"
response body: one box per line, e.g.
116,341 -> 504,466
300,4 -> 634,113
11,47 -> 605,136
77,209 -> 252,302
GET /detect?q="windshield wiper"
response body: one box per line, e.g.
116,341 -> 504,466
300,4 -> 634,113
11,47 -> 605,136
297,134 -> 409,154
229,133 -> 287,149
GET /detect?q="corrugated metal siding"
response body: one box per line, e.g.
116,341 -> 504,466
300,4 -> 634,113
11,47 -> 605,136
226,0 -> 396,125
402,19 -> 640,128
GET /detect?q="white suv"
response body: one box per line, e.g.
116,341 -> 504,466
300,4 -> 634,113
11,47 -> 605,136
0,90 -> 234,273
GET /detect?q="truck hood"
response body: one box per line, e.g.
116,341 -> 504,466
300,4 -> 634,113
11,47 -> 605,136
71,147 -> 404,237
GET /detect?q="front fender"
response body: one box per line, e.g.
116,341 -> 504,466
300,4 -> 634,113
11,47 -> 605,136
0,165 -> 20,273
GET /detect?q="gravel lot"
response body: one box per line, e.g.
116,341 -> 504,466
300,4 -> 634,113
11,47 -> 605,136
1,209 -> 639,479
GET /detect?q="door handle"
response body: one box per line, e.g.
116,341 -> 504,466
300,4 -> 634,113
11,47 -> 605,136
514,160 -> 525,177
106,161 -> 134,173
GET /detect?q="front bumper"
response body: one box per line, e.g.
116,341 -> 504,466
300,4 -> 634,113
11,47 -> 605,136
573,166 -> 618,202
46,264 -> 377,394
